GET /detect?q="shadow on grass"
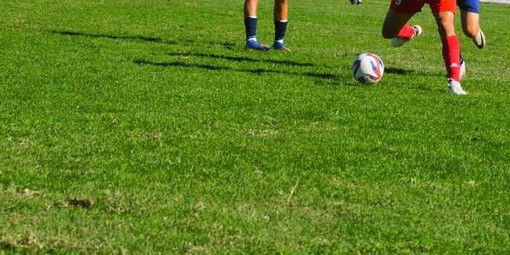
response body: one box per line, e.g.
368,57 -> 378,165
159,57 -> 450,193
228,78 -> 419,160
49,29 -> 177,44
167,52 -> 316,67
385,67 -> 415,75
50,29 -> 237,49
50,29 -> 343,84
385,67 -> 409,74
385,67 -> 443,77
50,29 -> 318,66
133,59 -> 339,81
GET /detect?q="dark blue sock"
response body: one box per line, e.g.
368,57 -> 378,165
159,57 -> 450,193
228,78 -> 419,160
244,17 -> 257,40
274,20 -> 288,41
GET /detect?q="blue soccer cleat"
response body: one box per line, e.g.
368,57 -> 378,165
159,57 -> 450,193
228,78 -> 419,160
272,41 -> 291,52
246,40 -> 270,51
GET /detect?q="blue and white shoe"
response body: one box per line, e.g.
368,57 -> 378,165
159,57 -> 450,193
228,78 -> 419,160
272,41 -> 291,52
246,40 -> 270,51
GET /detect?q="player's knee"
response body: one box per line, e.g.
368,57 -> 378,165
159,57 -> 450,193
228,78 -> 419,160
437,22 -> 456,36
435,12 -> 456,36
463,25 -> 479,38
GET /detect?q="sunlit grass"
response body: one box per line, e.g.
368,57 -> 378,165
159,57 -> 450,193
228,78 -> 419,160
1,0 -> 510,253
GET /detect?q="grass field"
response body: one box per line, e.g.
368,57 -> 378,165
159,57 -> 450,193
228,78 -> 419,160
1,0 -> 510,253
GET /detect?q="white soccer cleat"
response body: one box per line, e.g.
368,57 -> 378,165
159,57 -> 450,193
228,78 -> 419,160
473,30 -> 486,49
412,25 -> 423,38
448,79 -> 468,95
391,25 -> 423,47
460,58 -> 466,78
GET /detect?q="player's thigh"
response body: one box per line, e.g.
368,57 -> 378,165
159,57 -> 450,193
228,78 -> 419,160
382,9 -> 415,38
382,0 -> 423,38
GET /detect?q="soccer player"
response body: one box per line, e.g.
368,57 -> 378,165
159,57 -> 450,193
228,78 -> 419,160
381,0 -> 467,95
458,0 -> 486,49
244,0 -> 291,51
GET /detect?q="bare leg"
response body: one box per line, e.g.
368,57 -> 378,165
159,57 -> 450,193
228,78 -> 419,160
434,11 -> 456,37
274,0 -> 288,21
381,9 -> 415,39
461,10 -> 480,38
244,0 -> 258,17
461,10 -> 485,48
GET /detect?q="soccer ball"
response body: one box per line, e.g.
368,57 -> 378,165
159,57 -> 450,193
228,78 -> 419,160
352,52 -> 384,84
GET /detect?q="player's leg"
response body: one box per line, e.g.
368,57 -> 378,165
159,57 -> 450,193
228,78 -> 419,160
461,10 -> 485,49
273,0 -> 290,51
382,1 -> 423,47
244,0 -> 270,51
432,6 -> 466,95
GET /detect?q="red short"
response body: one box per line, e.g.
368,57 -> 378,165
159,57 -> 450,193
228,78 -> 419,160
390,0 -> 456,13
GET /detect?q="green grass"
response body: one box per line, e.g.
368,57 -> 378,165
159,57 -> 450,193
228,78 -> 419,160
1,0 -> 510,253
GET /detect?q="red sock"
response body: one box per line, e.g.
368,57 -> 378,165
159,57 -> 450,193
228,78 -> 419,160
442,35 -> 461,81
397,24 -> 415,40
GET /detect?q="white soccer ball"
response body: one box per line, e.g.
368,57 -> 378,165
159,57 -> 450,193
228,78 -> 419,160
352,52 -> 384,84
